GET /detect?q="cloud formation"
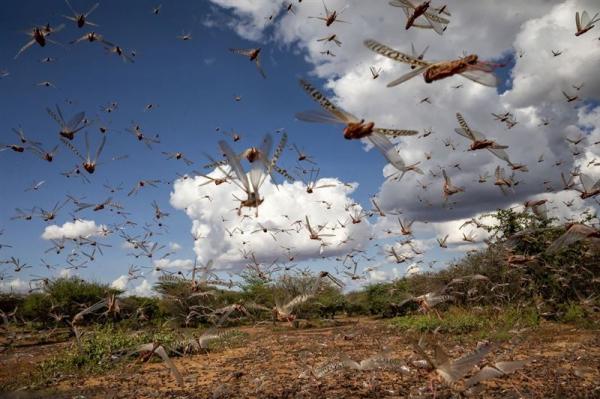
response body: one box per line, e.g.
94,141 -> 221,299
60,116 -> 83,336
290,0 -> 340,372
170,167 -> 372,272
196,0 -> 600,277
41,220 -> 106,241
111,275 -> 155,297
206,0 -> 600,223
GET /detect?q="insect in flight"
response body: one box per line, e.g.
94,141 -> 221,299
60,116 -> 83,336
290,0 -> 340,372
47,105 -> 87,140
29,143 -> 59,162
389,0 -> 450,35
208,135 -> 275,216
64,0 -> 99,28
364,39 -> 499,87
370,66 -> 382,79
15,24 -> 64,59
229,48 -> 266,79
309,0 -> 349,27
317,34 -> 342,47
296,79 -> 419,176
575,10 -> 600,36
61,132 -> 107,174
70,32 -> 113,46
410,43 -> 429,69
454,113 -> 510,163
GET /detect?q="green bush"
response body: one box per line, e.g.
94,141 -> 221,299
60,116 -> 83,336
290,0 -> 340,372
118,296 -> 167,326
561,303 -> 586,323
20,292 -> 53,323
364,283 -> 394,315
45,277 -> 120,321
315,286 -> 347,318
240,272 -> 275,307
344,291 -> 369,316
6,208 -> 599,329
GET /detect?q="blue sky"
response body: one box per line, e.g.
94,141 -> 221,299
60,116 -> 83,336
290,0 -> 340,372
0,0 -> 401,289
1,0 -> 599,294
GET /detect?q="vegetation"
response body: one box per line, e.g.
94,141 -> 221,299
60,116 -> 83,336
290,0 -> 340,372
390,306 -> 541,338
31,324 -> 177,387
1,209 -> 598,333
24,323 -> 248,389
1,210 -> 598,393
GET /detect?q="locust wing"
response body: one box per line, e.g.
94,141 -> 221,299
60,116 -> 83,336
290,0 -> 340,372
67,111 -> 86,132
218,140 -> 250,193
297,79 -> 359,124
368,132 -> 407,172
364,39 -> 430,68
454,113 -> 482,141
460,68 -> 498,87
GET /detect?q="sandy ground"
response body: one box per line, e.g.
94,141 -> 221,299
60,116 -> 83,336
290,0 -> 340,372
1,318 -> 599,398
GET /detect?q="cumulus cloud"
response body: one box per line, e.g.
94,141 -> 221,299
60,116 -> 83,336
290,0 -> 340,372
369,263 -> 420,282
429,215 -> 496,246
153,258 -> 194,271
111,275 -> 129,291
57,268 -> 74,279
121,241 -> 136,250
111,275 -> 155,297
200,0 -> 600,267
367,269 -> 390,283
169,242 -> 182,252
170,167 -> 372,272
505,2 -> 600,109
41,220 -> 106,241
126,279 -> 154,297
207,0 -> 287,40
208,1 -> 599,227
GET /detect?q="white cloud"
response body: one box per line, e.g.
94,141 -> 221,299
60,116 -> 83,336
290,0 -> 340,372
311,0 -> 600,226
573,105 -> 600,180
111,276 -> 155,297
520,190 -> 598,222
505,1 -> 600,109
406,263 -> 422,277
367,269 -> 387,283
429,215 -> 496,246
367,263 -> 419,282
121,241 -> 136,250
207,0 -> 287,40
111,275 -> 129,291
169,242 -> 182,252
170,168 -> 372,272
57,268 -> 74,278
153,258 -> 194,271
126,279 -> 154,297
201,0 -> 600,264
41,220 -> 106,240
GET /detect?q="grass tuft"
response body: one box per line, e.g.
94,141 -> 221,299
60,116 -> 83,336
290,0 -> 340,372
558,302 -> 598,329
390,306 -> 541,338
390,307 -> 485,334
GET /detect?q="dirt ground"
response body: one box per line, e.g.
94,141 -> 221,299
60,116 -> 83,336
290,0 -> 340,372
1,318 -> 599,399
